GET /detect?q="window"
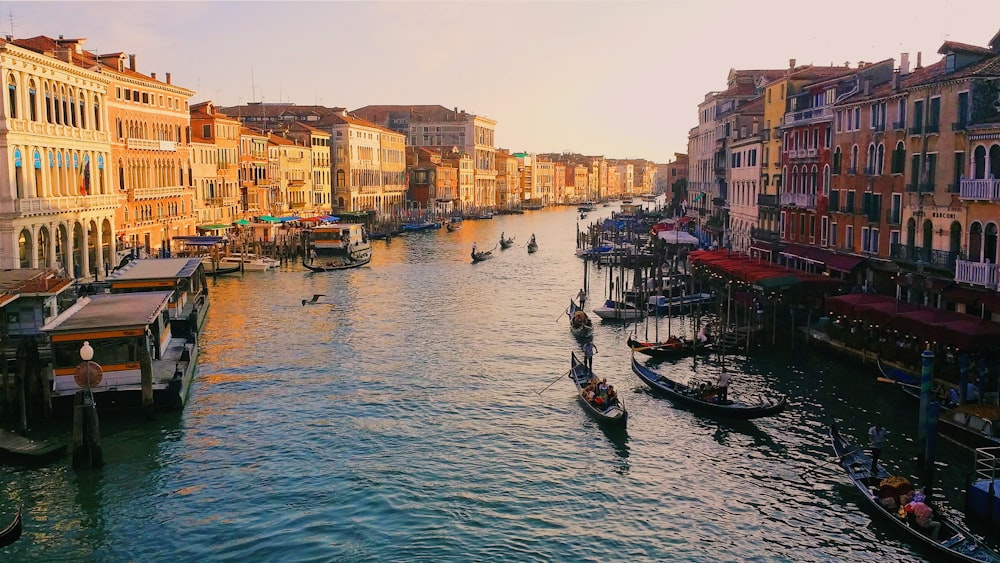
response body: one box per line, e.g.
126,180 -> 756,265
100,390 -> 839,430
929,97 -> 940,127
846,190 -> 855,214
853,107 -> 861,130
896,99 -> 906,128
876,144 -> 885,174
850,145 -> 859,172
6,76 -> 16,119
831,222 -> 839,247
825,126 -> 831,148
822,216 -> 829,246
892,142 -> 905,175
914,99 -> 924,130
846,225 -> 854,250
862,227 -> 871,252
953,152 -> 965,192
833,147 -> 842,174
957,91 -> 969,127
27,81 -> 36,121
836,110 -> 843,132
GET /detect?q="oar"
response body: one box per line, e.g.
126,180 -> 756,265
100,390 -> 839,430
537,368 -> 573,395
556,307 -> 568,322
876,377 -> 920,390
799,448 -> 862,481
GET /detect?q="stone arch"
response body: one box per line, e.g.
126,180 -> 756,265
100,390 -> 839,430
37,225 -> 50,267
18,228 -> 31,268
970,221 -> 983,261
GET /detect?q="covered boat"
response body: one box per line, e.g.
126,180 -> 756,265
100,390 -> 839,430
630,355 -> 786,419
304,223 -> 372,271
830,425 -> 1000,562
627,335 -> 712,359
593,299 -> 646,321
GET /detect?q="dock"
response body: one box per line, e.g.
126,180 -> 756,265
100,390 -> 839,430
0,429 -> 66,465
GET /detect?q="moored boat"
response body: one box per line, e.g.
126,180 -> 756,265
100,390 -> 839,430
648,292 -> 716,314
446,217 -> 463,232
593,299 -> 646,321
569,353 -> 627,426
630,355 -> 787,419
105,257 -> 210,338
401,220 -> 442,231
219,253 -> 280,271
627,335 -> 712,359
42,291 -> 199,412
830,424 -> 1000,562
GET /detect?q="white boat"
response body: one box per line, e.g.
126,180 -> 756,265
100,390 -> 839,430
593,299 -> 646,321
304,223 -> 373,269
220,253 -> 280,271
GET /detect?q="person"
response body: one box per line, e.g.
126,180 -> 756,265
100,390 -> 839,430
868,423 -> 889,472
500,231 -> 505,243
576,288 -> 587,308
606,385 -> 618,406
310,248 -> 318,262
471,242 -> 478,260
904,490 -> 941,540
967,378 -> 981,404
582,340 -> 598,371
717,371 -> 732,401
530,233 -> 536,245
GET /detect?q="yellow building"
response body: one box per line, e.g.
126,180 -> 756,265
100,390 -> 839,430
0,36 -> 115,276
330,110 -> 406,215
190,101 -> 240,227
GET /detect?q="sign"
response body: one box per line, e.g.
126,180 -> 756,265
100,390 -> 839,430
74,361 -> 103,388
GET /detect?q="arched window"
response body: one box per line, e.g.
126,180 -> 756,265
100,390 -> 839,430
13,148 -> 24,198
810,165 -> 818,194
93,95 -> 102,131
78,92 -> 86,129
851,145 -> 859,172
7,74 -> 17,119
833,146 -> 842,174
823,164 -> 831,195
44,83 -> 52,123
28,79 -> 37,121
68,87 -> 77,127
986,223 -> 999,265
876,143 -> 885,175
867,143 -> 876,174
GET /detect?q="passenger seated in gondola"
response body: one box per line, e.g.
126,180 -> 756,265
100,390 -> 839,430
607,385 -> 618,406
903,490 -> 941,540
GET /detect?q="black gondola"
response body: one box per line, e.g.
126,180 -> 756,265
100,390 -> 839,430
0,507 -> 22,548
527,240 -> 538,253
471,250 -> 493,263
500,236 -> 515,250
629,355 -> 787,420
567,299 -> 594,339
207,263 -> 242,276
627,335 -> 712,359
302,255 -> 371,272
569,352 -> 627,427
829,424 -> 1000,562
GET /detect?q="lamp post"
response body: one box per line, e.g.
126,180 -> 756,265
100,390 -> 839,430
72,341 -> 103,468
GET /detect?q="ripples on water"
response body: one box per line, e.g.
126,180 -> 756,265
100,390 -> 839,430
0,206 -> 981,562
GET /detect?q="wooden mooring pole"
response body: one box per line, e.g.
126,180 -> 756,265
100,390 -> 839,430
71,390 -> 103,469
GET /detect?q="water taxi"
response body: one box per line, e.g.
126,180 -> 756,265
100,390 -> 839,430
42,291 -> 199,411
304,223 -> 372,271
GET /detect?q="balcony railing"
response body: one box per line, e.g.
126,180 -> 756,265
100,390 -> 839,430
909,125 -> 924,135
892,120 -> 906,131
952,121 -> 968,131
960,177 -> 1000,201
751,227 -> 781,242
784,106 -> 833,126
864,166 -> 876,176
780,192 -> 816,208
760,129 -> 771,142
847,167 -> 858,175
757,194 -> 779,207
13,193 -> 120,214
890,243 -> 958,272
925,123 -> 940,134
955,259 -> 1000,289
873,122 -> 886,132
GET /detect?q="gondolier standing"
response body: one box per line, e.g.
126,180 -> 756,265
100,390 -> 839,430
717,371 -> 731,401
582,340 -> 598,371
868,422 -> 888,472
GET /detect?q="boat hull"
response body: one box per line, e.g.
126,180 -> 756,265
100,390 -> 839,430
303,255 -> 371,271
569,353 -> 627,426
630,356 -> 786,419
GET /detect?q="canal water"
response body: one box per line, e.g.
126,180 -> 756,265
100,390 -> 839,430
0,205 -> 990,562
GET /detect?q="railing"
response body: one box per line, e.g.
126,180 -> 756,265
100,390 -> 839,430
909,124 -> 924,135
133,185 -> 191,200
751,227 -> 781,242
757,194 -> 779,207
7,119 -> 110,142
892,120 -> 906,130
13,193 -> 119,214
847,167 -> 858,175
890,243 -> 958,271
960,178 -> 1000,201
864,166 -> 876,176
873,122 -> 886,132
955,260 -> 999,289
126,138 -> 176,151
806,148 -> 818,157
760,129 -> 771,142
925,123 -> 940,134
780,192 -> 816,208
205,197 -> 226,206
953,121 -> 968,131
784,106 -> 833,126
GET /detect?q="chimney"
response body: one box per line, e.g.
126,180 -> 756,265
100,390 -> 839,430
165,72 -> 171,84
857,61 -> 865,68
789,58 -> 796,69
892,70 -> 900,91
150,72 -> 156,81
129,54 -> 136,71
863,79 -> 871,95
916,51 -> 922,69
899,53 -> 910,75
844,61 -> 850,68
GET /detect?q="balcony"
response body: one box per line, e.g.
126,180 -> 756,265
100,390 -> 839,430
885,208 -> 901,225
134,185 -> 191,200
873,122 -> 886,132
751,227 -> 781,242
892,120 -> 906,131
126,138 -> 177,151
890,243 -> 958,272
806,148 -> 818,157
13,193 -> 120,215
863,166 -> 876,177
847,167 -> 858,175
955,259 -> 1000,289
780,192 -> 816,208
760,129 -> 771,142
909,124 -> 924,135
757,194 -> 779,208
953,121 -> 968,131
784,106 -> 833,126
925,122 -> 940,134
960,177 -> 1000,201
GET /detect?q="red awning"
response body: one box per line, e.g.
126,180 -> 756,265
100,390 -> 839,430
822,253 -> 866,274
941,285 -> 989,306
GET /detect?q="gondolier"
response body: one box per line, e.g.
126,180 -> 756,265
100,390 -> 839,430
717,371 -> 731,401
868,422 -> 888,472
582,340 -> 598,370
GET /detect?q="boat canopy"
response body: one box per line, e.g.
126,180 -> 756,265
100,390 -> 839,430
173,236 -> 224,247
197,224 -> 229,231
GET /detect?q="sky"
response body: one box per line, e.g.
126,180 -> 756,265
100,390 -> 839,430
4,1 -> 1000,163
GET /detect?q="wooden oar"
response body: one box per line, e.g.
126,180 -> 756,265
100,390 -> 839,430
876,376 -> 921,389
537,368 -> 573,395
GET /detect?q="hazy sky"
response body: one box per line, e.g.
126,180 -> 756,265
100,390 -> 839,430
4,1 -> 1000,163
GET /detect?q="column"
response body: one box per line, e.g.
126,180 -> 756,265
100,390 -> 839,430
47,222 -> 57,270
80,219 -> 91,280
94,220 -> 104,279
29,224 -> 39,268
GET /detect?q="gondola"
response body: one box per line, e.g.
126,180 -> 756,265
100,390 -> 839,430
207,263 -> 242,276
630,355 -> 787,419
302,255 -> 371,272
569,353 -> 627,426
627,335 -> 712,359
0,506 -> 22,548
500,236 -> 515,250
471,250 -> 493,263
567,299 -> 594,339
829,424 -> 1000,563
527,240 -> 538,253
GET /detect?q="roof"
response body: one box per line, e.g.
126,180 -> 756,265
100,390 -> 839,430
351,104 -> 491,125
41,292 -> 171,334
106,258 -> 202,282
938,40 -> 995,56
0,268 -> 75,296
327,111 -> 401,136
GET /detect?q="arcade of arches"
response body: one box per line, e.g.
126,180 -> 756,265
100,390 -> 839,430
10,216 -> 116,278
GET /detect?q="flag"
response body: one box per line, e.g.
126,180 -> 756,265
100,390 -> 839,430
78,157 -> 88,196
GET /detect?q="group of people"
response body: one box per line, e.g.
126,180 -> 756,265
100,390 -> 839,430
581,375 -> 618,411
